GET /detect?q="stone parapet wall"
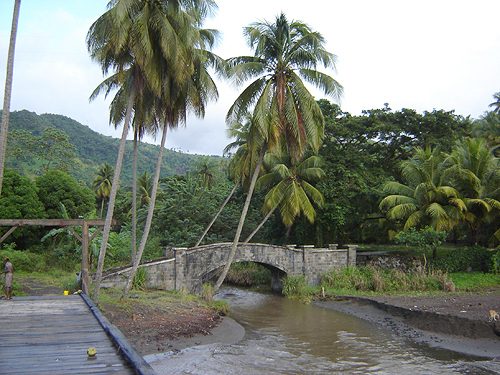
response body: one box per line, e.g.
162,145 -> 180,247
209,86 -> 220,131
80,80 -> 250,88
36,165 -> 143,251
101,243 -> 357,293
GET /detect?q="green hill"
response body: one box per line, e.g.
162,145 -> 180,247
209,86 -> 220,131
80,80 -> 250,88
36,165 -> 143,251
4,110 -> 218,185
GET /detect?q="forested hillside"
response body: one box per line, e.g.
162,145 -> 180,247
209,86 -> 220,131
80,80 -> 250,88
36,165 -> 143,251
3,110 -> 217,185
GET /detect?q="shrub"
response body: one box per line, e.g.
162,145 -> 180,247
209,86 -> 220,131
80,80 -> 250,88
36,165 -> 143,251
321,266 -> 373,291
431,246 -> 493,273
0,246 -> 47,272
225,262 -> 272,286
282,275 -> 311,302
201,283 -> 214,302
492,250 -> 500,274
209,300 -> 229,315
132,267 -> 147,290
395,226 -> 447,259
321,266 -> 452,293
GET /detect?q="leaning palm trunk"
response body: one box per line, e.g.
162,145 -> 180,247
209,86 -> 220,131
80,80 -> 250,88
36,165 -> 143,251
99,198 -> 105,219
92,91 -> 135,303
0,0 -> 21,196
131,130 -> 139,263
214,149 -> 265,292
243,205 -> 277,243
195,184 -> 237,247
123,125 -> 168,297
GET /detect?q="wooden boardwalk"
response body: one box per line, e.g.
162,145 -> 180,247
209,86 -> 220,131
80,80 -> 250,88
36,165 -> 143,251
0,295 -> 153,374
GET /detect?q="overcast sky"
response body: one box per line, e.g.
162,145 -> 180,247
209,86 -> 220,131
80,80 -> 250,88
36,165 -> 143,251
1,0 -> 499,155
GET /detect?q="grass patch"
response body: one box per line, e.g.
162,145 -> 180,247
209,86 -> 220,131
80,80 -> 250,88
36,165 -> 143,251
282,275 -> 314,303
98,287 -> 229,320
320,266 -> 450,295
450,272 -> 500,291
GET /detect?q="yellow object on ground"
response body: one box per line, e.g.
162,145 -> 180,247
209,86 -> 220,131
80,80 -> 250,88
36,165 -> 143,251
87,347 -> 97,357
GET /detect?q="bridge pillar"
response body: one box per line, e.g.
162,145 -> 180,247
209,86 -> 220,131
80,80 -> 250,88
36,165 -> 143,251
347,245 -> 358,267
302,245 -> 357,285
174,248 -> 186,291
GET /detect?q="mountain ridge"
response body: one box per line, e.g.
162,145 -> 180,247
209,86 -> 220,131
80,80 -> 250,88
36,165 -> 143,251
4,109 -> 220,185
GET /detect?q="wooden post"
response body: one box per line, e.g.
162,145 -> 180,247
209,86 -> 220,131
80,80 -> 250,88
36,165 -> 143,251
81,221 -> 90,295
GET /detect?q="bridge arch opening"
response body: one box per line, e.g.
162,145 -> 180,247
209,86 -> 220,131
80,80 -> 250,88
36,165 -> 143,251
201,261 -> 287,293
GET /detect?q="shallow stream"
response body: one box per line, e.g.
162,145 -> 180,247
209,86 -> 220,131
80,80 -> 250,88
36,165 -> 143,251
152,287 -> 493,374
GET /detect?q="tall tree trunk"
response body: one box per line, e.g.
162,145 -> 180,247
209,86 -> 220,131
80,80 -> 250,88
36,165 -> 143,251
243,205 -> 277,243
123,124 -> 168,297
100,199 -> 104,219
195,184 -> 237,247
214,148 -> 265,292
131,128 -> 139,263
92,90 -> 135,303
0,0 -> 21,196
285,225 -> 292,243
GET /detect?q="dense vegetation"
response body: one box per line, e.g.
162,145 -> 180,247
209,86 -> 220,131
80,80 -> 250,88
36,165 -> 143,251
2,110 -> 214,185
1,97 -> 498,271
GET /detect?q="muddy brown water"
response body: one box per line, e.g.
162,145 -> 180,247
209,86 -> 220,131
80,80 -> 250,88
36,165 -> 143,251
152,287 -> 495,374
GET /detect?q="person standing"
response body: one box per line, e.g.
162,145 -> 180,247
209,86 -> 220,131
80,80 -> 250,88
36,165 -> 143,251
3,257 -> 13,300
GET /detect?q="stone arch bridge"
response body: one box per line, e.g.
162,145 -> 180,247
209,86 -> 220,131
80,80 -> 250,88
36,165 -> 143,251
102,243 -> 357,293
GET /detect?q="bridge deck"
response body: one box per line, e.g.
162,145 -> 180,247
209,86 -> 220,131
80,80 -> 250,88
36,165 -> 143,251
0,295 -> 139,374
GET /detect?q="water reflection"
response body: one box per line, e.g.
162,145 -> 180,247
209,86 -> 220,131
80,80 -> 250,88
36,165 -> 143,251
149,287 -> 490,374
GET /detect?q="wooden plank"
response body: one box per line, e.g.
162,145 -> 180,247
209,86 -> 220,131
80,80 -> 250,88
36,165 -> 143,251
0,219 -> 110,227
0,225 -> 18,244
0,295 -> 144,374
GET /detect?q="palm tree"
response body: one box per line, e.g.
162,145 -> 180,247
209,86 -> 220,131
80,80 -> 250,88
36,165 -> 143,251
251,154 -> 325,241
0,0 -> 21,197
214,13 -> 342,291
443,138 -> 500,244
195,157 -> 216,189
87,0 -> 201,301
93,163 -> 114,218
472,112 -> 500,155
138,171 -> 153,207
195,116 -> 259,247
104,67 -> 157,264
379,147 -> 466,232
489,92 -> 500,114
122,5 -> 223,298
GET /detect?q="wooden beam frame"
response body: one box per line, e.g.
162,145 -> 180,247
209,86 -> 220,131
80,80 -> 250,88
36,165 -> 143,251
0,219 -> 115,295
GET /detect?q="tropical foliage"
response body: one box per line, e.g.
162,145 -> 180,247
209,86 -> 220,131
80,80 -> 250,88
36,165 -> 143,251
379,147 -> 466,232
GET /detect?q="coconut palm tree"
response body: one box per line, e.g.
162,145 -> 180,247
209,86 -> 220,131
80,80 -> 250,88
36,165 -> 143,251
93,163 -> 114,218
379,147 -> 466,232
122,11 -> 223,297
138,171 -> 153,208
0,0 -> 21,197
195,116 -> 260,247
472,112 -> 500,155
250,154 -> 325,241
443,138 -> 500,244
103,67 -> 157,263
489,92 -> 500,114
87,0 -> 209,301
214,13 -> 342,291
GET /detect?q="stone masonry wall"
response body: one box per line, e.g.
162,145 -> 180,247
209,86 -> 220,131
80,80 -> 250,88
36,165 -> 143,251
101,243 -> 357,293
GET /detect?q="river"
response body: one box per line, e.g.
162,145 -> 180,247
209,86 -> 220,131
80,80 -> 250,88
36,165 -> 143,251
149,287 -> 493,374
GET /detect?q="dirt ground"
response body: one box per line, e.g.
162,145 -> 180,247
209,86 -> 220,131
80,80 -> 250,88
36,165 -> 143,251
99,297 -> 222,355
366,287 -> 500,322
